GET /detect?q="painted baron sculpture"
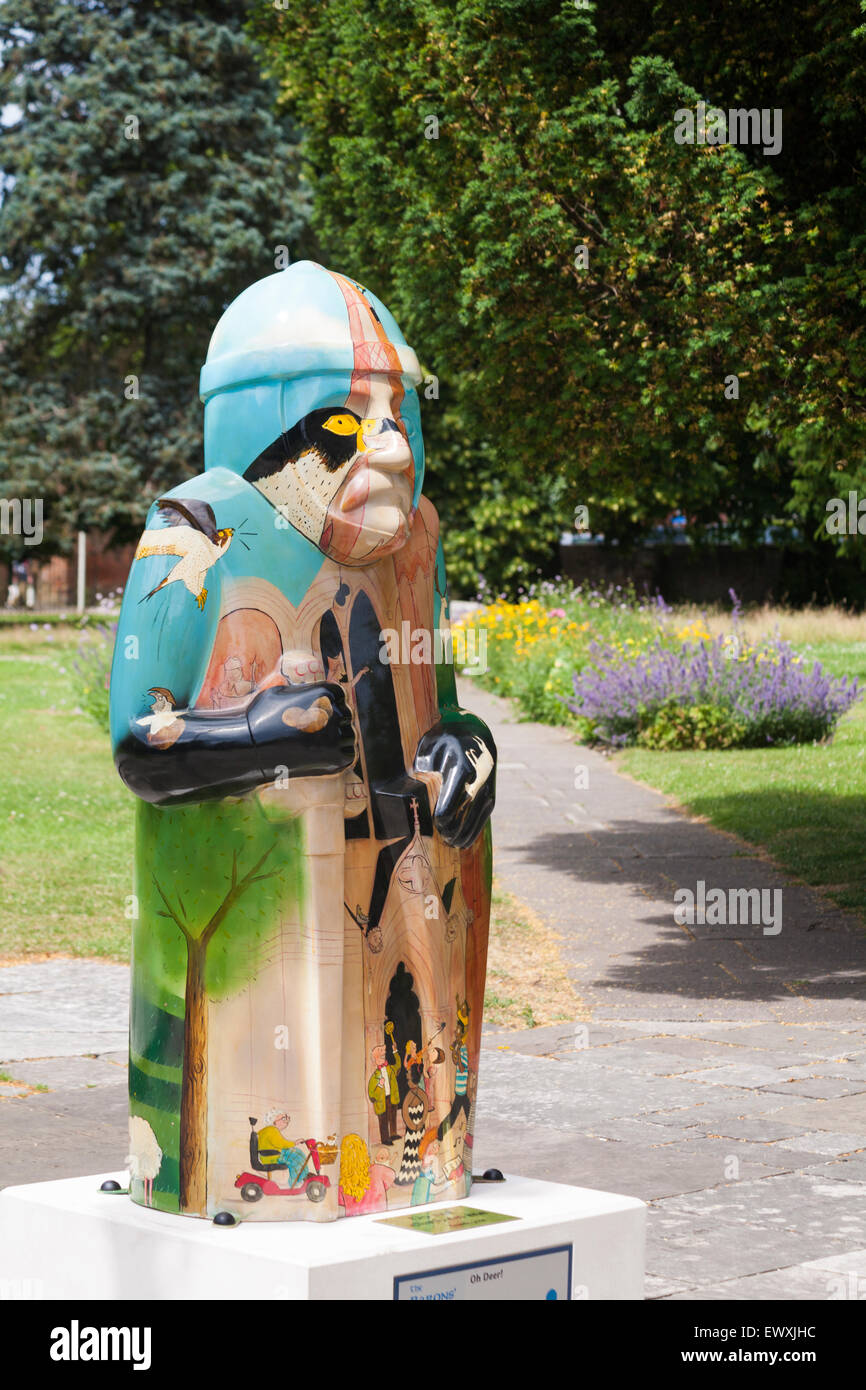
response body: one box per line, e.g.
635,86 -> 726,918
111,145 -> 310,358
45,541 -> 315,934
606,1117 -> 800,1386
109,263 -> 496,1221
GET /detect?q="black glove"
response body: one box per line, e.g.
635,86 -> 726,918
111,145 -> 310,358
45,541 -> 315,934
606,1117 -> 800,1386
247,682 -> 356,779
414,713 -> 496,849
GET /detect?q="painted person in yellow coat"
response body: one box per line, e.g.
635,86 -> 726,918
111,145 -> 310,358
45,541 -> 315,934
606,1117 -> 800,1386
256,1110 -> 306,1185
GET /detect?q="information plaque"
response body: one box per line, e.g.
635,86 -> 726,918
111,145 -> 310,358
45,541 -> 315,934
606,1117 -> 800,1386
393,1243 -> 573,1300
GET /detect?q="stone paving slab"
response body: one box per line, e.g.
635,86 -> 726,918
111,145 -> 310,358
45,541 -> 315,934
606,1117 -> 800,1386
645,1208 -> 862,1289
472,1113 -> 834,1200
667,1063 -> 807,1089
775,1131 -> 866,1156
565,1044 -> 729,1076
8,1054 -> 127,1091
802,1153 -> 866,1182
661,1257 -> 865,1301
598,1020 -> 863,1046
656,1172 -> 866,1245
687,1025 -> 866,1056
0,961 -> 128,1062
759,1077 -> 866,1100
639,1092 -> 793,1130
759,1093 -> 866,1132
593,1035 -> 846,1069
0,1085 -> 129,1187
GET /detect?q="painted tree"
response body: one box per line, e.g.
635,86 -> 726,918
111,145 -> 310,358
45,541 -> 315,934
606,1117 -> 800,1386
152,845 -> 279,1213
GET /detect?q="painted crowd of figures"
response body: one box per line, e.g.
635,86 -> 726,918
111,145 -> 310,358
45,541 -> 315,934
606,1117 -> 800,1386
234,995 -> 474,1217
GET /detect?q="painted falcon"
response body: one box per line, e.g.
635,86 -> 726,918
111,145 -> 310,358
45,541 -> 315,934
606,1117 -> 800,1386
243,408 -> 373,543
135,498 -> 233,610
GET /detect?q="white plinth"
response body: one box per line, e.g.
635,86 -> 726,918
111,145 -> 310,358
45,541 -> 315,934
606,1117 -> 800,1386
0,1172 -> 645,1301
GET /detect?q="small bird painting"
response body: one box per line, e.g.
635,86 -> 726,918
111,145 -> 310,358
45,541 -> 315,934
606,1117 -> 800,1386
135,498 -> 233,610
140,687 -> 185,748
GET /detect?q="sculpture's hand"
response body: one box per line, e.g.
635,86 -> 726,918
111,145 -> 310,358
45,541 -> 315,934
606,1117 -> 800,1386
248,683 -> 356,779
414,714 -> 496,849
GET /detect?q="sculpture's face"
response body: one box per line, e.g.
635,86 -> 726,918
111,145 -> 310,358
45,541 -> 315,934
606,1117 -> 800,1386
244,371 -> 415,566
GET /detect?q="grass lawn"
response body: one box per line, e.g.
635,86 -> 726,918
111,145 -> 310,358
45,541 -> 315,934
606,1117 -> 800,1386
8,612 -> 860,987
0,625 -> 133,958
620,638 -> 866,918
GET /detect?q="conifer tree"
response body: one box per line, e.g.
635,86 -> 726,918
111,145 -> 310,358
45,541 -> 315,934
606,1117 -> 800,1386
0,0 -> 310,553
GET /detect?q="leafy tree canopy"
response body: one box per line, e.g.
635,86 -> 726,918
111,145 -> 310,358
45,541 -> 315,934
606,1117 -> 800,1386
253,0 -> 866,591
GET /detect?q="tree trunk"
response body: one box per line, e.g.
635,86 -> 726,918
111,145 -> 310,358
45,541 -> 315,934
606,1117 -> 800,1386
179,939 -> 208,1214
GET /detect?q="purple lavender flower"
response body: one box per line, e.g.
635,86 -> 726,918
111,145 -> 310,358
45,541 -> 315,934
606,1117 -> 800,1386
565,633 -> 861,748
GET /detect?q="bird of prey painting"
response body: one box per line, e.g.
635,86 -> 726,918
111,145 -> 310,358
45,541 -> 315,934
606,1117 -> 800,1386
243,408 -> 373,549
134,498 -> 234,610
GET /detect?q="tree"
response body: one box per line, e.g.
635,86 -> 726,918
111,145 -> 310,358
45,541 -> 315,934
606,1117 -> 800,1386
252,0 -> 866,590
598,1 -> 866,557
0,0 -> 310,557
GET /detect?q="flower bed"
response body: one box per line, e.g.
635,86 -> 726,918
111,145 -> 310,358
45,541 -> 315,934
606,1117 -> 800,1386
455,583 -> 666,724
455,585 -> 861,749
567,634 -> 861,748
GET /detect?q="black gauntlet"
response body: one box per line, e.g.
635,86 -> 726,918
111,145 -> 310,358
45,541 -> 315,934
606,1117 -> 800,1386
116,682 -> 356,807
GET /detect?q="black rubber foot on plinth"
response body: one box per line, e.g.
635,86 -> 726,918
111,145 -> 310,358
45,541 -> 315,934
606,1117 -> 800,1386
472,1168 -> 505,1183
213,1211 -> 238,1226
99,1180 -> 124,1192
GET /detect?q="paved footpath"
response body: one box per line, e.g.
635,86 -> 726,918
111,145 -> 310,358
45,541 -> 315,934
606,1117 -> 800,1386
2,683 -> 866,1299
468,684 -> 866,1300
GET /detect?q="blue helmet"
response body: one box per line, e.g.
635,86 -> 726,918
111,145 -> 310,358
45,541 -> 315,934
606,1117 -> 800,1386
199,260 -> 425,508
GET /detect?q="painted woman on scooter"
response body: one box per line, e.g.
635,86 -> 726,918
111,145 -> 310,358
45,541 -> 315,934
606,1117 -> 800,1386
256,1110 -> 306,1186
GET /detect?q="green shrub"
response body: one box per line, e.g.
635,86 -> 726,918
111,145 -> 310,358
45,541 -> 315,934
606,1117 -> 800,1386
635,701 -> 746,750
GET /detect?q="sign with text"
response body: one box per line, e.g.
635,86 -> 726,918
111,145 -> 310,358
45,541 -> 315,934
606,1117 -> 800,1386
394,1243 -> 573,1300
